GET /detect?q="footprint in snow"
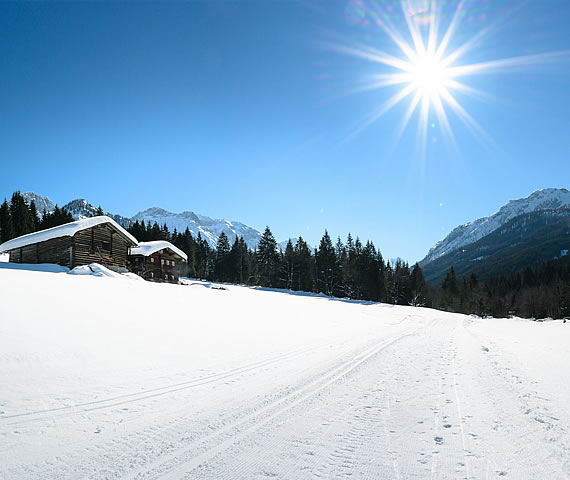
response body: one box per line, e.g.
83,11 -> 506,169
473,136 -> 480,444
482,346 -> 489,352
94,427 -> 102,434
443,424 -> 452,429
434,436 -> 444,445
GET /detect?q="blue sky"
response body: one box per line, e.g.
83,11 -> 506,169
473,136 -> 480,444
1,0 -> 570,263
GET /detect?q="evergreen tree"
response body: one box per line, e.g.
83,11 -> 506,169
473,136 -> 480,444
0,199 -> 13,243
9,191 -> 34,237
293,236 -> 313,292
28,200 -> 41,231
409,263 -> 426,306
257,226 -> 279,287
215,231 -> 231,281
96,206 -> 105,216
315,230 -> 338,296
282,239 -> 295,290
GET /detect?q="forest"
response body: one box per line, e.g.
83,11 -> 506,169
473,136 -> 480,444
1,191 -> 569,319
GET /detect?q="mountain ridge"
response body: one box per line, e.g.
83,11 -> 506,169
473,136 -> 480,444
20,192 -> 263,249
420,188 -> 570,266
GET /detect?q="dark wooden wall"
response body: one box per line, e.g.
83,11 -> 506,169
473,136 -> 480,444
9,236 -> 74,267
129,249 -> 186,283
73,224 -> 131,270
7,224 -> 133,271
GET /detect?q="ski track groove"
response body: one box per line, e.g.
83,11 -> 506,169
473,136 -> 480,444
126,324 -> 421,480
1,346 -> 320,425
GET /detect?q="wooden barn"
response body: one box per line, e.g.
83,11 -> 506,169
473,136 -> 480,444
0,216 -> 138,272
129,240 -> 187,283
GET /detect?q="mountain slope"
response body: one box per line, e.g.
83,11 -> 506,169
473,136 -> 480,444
131,207 -> 262,248
421,188 -> 570,266
22,192 -> 56,215
15,192 -> 263,249
421,206 -> 570,283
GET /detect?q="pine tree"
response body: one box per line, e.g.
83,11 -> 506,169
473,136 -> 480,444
28,200 -> 41,231
257,226 -> 279,287
283,239 -> 295,290
215,232 -> 231,281
96,206 -> 105,216
0,199 -> 13,243
409,263 -> 426,306
316,230 -> 338,296
9,191 -> 34,237
293,236 -> 313,292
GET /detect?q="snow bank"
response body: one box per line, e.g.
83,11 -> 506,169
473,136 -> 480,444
69,263 -> 143,280
0,262 -> 69,273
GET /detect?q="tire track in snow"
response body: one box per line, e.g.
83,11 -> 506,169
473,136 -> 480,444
125,325 -> 421,480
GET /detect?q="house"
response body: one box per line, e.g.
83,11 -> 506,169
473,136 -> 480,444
128,240 -> 187,283
0,216 -> 137,271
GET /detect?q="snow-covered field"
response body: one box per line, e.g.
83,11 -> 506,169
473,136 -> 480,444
1,266 -> 569,479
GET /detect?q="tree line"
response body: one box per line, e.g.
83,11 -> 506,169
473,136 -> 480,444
2,190 -> 568,318
430,259 -> 570,319
128,219 -> 428,306
0,191 -> 75,243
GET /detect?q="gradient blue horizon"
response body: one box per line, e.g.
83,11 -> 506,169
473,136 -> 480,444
1,0 -> 570,263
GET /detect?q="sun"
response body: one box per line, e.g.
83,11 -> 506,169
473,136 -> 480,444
407,51 -> 450,102
329,0 -> 569,152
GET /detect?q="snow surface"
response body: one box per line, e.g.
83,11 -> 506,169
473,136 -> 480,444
69,263 -> 144,280
0,262 -> 69,273
1,269 -> 569,479
130,241 -> 188,261
422,188 -> 570,264
0,216 -> 138,252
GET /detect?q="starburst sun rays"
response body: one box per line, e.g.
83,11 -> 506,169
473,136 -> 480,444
331,0 -> 570,154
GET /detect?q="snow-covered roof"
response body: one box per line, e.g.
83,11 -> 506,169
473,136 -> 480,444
0,216 -> 138,253
129,241 -> 188,261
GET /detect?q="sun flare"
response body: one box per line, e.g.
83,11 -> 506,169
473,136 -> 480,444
331,0 -> 570,153
407,52 -> 450,101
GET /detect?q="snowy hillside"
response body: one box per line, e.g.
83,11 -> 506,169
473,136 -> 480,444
1,266 -> 570,479
131,207 -> 262,248
422,188 -> 570,265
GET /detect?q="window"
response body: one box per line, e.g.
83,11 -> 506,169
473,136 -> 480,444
101,241 -> 111,253
172,261 -> 175,267
165,260 -> 170,266
150,272 -> 154,279
150,257 -> 155,263
161,259 -> 165,265
171,274 -> 175,281
164,274 -> 168,280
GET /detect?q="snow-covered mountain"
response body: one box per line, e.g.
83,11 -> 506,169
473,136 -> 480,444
16,192 -> 263,249
131,207 -> 262,249
22,192 -> 56,215
421,188 -> 570,265
62,199 -> 132,228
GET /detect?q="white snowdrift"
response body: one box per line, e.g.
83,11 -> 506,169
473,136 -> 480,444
69,263 -> 143,280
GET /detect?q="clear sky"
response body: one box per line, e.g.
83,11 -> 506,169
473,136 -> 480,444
1,0 -> 570,263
